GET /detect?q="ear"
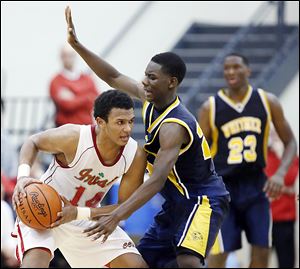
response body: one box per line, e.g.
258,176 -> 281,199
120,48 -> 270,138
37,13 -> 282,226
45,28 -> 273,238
95,117 -> 106,127
169,77 -> 178,89
246,67 -> 251,78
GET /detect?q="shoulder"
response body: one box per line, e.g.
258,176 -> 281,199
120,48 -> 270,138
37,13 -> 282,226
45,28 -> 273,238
50,73 -> 63,83
198,97 -> 213,120
123,137 -> 138,158
258,90 -> 281,110
160,121 -> 189,145
200,98 -> 211,112
55,123 -> 82,142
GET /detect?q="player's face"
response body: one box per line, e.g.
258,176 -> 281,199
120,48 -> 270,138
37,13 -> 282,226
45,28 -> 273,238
142,61 -> 173,103
223,56 -> 250,90
104,108 -> 135,146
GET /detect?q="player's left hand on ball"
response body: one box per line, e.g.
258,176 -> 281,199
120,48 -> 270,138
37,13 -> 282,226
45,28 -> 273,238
50,196 -> 77,228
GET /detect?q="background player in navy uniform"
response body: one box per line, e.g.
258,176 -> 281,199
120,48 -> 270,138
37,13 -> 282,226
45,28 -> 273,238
198,53 -> 297,268
62,6 -> 230,268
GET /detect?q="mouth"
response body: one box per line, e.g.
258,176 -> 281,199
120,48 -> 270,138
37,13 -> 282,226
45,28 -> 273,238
227,77 -> 238,85
144,88 -> 153,97
120,136 -> 129,143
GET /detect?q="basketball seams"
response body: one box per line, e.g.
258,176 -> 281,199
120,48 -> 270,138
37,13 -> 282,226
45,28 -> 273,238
25,185 -> 48,229
34,184 -> 53,227
45,184 -> 62,222
17,183 -> 62,230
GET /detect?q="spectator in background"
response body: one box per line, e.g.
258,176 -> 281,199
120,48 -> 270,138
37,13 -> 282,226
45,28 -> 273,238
1,98 -> 18,202
265,125 -> 299,268
50,43 -> 100,127
1,181 -> 19,268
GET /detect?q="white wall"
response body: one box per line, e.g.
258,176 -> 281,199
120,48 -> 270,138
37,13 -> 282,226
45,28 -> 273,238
279,73 -> 299,145
1,1 -> 299,97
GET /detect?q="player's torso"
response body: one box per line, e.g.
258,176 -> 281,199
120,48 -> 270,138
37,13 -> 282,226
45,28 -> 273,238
210,86 -> 271,179
40,125 -> 137,207
143,97 -> 228,201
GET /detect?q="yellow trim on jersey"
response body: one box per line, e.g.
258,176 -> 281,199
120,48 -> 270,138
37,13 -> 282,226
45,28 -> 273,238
263,119 -> 271,162
147,97 -> 180,133
162,118 -> 194,155
168,169 -> 185,196
257,89 -> 272,121
146,162 -> 154,175
144,135 -> 187,197
145,153 -> 186,196
257,89 -> 272,162
209,97 -> 219,158
218,85 -> 253,112
142,101 -> 150,125
180,196 -> 212,257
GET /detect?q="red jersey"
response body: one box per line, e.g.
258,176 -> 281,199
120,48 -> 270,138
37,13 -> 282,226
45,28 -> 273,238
264,149 -> 299,221
50,72 -> 99,126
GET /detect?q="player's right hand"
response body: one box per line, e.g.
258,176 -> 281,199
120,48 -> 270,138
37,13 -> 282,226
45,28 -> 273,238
12,177 -> 42,211
65,6 -> 78,46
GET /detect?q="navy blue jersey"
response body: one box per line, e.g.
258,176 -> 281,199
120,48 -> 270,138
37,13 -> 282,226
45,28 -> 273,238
209,86 -> 271,179
142,96 -> 229,202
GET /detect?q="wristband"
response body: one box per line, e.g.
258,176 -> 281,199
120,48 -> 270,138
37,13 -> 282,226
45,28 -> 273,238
17,164 -> 31,179
76,207 -> 91,220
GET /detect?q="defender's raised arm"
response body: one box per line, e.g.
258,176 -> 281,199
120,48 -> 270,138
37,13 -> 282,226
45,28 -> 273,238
65,6 -> 145,102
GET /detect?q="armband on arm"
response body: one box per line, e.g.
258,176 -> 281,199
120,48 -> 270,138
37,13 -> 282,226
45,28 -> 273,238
17,164 -> 31,180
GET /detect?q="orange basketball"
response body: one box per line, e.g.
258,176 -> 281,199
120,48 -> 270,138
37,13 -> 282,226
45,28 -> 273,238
16,183 -> 62,230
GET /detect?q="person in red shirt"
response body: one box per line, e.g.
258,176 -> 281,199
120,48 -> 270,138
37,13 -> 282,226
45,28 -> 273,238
50,44 -> 100,126
265,126 -> 299,268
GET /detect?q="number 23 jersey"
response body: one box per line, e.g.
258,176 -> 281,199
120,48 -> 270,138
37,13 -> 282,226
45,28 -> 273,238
209,86 -> 271,179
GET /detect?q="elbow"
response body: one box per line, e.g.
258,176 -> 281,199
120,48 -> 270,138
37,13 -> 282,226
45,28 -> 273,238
28,135 -> 40,152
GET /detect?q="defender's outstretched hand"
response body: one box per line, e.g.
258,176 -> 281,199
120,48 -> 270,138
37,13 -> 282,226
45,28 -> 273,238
50,196 -> 77,228
65,6 -> 78,45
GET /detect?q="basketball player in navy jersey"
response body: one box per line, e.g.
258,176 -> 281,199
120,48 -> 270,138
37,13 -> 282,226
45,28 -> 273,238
63,6 -> 230,268
198,53 -> 297,268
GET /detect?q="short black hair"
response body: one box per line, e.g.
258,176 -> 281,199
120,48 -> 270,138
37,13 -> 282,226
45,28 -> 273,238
151,52 -> 186,84
225,52 -> 249,66
93,90 -> 134,122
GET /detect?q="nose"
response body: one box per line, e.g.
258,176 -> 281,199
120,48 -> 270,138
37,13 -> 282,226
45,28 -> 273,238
142,76 -> 149,87
123,123 -> 132,133
227,67 -> 235,75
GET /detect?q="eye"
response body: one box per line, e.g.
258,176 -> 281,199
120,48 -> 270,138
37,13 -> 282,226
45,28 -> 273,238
148,74 -> 156,80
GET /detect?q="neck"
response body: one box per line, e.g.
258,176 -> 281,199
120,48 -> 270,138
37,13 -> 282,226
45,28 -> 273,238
154,95 -> 177,112
226,84 -> 249,99
95,126 -> 121,162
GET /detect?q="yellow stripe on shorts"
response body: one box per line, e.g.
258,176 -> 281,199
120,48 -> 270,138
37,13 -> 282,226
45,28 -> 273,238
179,196 -> 212,257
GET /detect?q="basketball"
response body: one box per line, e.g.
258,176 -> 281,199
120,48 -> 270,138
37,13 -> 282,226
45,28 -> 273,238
16,183 -> 62,230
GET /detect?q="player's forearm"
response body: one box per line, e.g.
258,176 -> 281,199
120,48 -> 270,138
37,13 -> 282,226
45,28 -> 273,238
71,41 -> 120,87
90,204 -> 119,220
112,176 -> 165,221
18,137 -> 39,167
276,139 -> 297,177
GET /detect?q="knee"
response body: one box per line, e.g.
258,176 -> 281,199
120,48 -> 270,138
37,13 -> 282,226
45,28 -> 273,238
21,248 -> 51,268
177,255 -> 204,268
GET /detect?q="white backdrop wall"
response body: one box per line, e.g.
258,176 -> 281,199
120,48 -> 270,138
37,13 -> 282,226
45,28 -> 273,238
1,1 -> 299,97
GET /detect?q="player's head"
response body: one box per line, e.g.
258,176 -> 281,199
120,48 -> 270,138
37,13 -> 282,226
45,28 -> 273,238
94,90 -> 135,145
60,43 -> 76,70
143,52 -> 186,104
223,52 -> 251,90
